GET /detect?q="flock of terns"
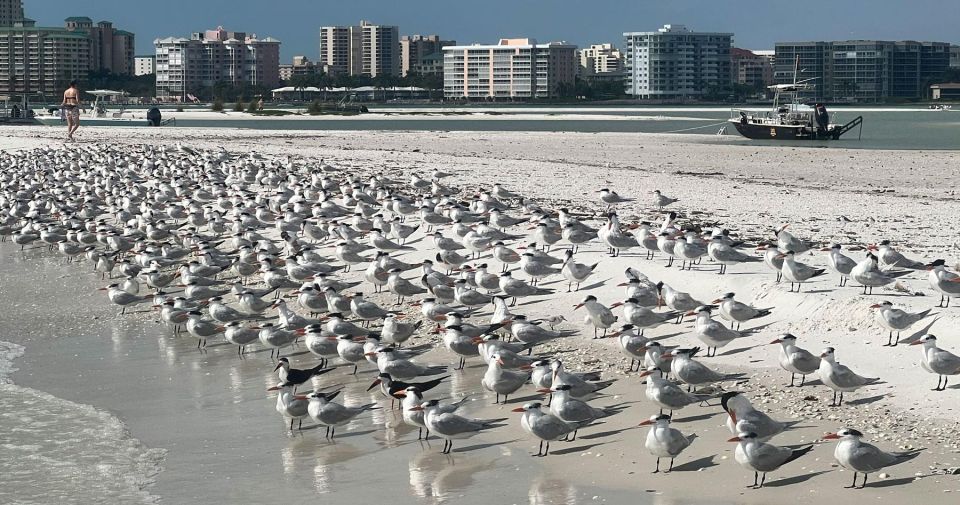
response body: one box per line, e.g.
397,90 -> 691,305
2,142 -> 959,492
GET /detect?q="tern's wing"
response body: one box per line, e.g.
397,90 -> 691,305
850,443 -> 898,472
434,412 -> 483,435
833,363 -> 873,387
658,383 -> 698,407
753,443 -> 794,471
789,349 -> 821,372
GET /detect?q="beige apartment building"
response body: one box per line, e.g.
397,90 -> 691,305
319,20 -> 399,77
155,26 -> 280,100
443,38 -> 577,99
65,17 -> 134,75
579,43 -> 624,77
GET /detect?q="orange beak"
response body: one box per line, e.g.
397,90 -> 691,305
610,302 -> 623,308
293,395 -> 308,401
769,339 -> 782,344
638,419 -> 655,426
822,433 -> 840,440
511,407 -> 526,413
573,303 -> 584,310
726,436 -> 741,443
909,340 -> 924,346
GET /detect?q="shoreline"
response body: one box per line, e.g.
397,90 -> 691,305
2,128 -> 960,504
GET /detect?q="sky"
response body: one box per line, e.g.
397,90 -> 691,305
27,0 -> 960,61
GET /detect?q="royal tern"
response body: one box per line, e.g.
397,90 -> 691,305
869,301 -> 934,346
778,250 -> 827,292
729,431 -> 813,488
721,392 -> 797,441
267,382 -> 310,431
851,252 -> 911,295
298,390 -> 377,439
482,354 -> 530,403
669,347 -> 745,389
818,347 -> 880,406
652,190 -> 678,210
770,334 -> 821,386
824,428 -> 922,488
910,335 -> 960,390
708,236 -> 760,274
544,384 -> 620,440
415,402 -> 506,454
574,295 -> 618,338
560,250 -> 598,292
514,402 -> 574,456
713,293 -> 772,330
822,243 -> 857,287
639,367 -> 710,415
926,259 -> 960,308
640,414 -> 696,472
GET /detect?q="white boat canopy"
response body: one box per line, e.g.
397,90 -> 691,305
87,90 -> 129,97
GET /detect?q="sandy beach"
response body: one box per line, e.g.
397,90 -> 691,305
2,124 -> 960,504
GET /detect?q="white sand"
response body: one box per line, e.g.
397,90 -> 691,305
2,125 -> 960,503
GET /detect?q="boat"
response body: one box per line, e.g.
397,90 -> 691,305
35,90 -> 174,126
0,94 -> 39,125
929,104 -> 952,111
728,59 -> 863,141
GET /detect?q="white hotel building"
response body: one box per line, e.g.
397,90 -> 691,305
442,38 -> 577,99
624,24 -> 732,99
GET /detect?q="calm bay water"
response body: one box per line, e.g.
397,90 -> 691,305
165,105 -> 959,151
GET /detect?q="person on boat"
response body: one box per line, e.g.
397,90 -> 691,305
61,81 -> 81,141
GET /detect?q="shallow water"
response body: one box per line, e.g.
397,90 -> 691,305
0,244 -> 653,505
163,106 -> 960,151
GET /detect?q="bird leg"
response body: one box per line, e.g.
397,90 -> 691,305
759,473 -> 767,488
653,457 -> 660,473
776,272 -> 782,283
838,392 -> 844,406
544,440 -> 551,456
892,332 -> 900,347
667,458 -> 675,472
751,471 -> 759,488
799,374 -> 807,386
844,472 -> 859,488
789,373 -> 796,387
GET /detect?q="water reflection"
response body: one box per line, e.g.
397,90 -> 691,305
529,477 -> 577,505
407,450 -> 499,504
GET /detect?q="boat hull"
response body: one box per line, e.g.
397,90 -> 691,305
731,120 -> 841,140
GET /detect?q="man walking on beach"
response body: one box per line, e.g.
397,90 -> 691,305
61,81 -> 81,141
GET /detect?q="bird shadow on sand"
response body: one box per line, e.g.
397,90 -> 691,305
649,332 -> 685,341
845,394 -> 886,406
716,346 -> 754,357
896,317 -> 940,345
549,441 -> 609,455
453,439 -> 520,453
866,476 -> 920,488
672,411 -> 721,423
670,455 -> 718,472
579,426 -> 638,440
763,470 -> 832,487
575,279 -> 610,291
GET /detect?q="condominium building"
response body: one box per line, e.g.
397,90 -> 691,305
279,55 -> 317,81
64,17 -> 134,75
0,18 -> 90,94
951,45 -> 960,68
775,40 -> 952,101
319,20 -> 399,77
624,25 -> 732,100
154,26 -> 281,100
579,43 -> 624,78
730,48 -> 773,88
401,34 -> 454,76
0,0 -> 23,26
134,55 -> 154,76
442,38 -> 577,99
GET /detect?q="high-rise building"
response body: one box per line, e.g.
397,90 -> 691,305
442,38 -> 577,99
0,0 -> 23,27
624,24 -> 732,100
730,48 -> 773,88
951,45 -> 960,68
154,26 -> 281,100
319,20 -> 400,77
64,17 -> 134,75
774,40 -> 952,101
134,55 -> 155,76
401,34 -> 454,76
579,43 -> 624,78
0,19 -> 89,94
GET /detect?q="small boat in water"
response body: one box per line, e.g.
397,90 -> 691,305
729,57 -> 862,141
729,85 -> 863,140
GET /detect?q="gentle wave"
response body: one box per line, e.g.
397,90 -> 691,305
0,341 -> 166,505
